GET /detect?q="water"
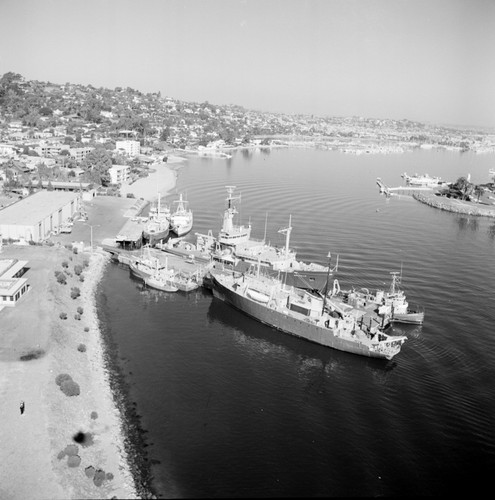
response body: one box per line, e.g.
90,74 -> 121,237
97,148 -> 495,497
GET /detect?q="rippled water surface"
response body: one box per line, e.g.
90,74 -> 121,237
98,148 -> 495,497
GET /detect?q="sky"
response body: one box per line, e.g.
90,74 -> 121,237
1,0 -> 494,128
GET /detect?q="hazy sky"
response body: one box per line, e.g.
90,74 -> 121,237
1,0 -> 494,128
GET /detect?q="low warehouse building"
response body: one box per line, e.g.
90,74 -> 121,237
0,191 -> 80,243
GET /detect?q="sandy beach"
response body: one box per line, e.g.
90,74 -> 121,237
0,162 -> 179,498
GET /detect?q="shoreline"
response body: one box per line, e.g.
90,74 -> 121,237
413,191 -> 495,217
0,161 -> 180,498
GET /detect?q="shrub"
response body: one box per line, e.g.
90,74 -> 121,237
126,193 -> 135,198
62,260 -> 69,269
106,472 -> 114,481
55,373 -> 73,386
77,343 -> 86,352
79,274 -> 85,282
74,264 -> 83,276
60,379 -> 80,397
57,450 -> 66,460
77,306 -> 84,315
72,247 -> 78,255
83,259 -> 89,268
67,455 -> 81,467
74,313 -> 81,321
73,431 -> 94,447
90,411 -> 98,420
84,326 -> 90,332
93,469 -> 106,487
70,287 -> 80,299
63,444 -> 79,456
59,312 -> 67,320
56,272 -> 67,285
85,466 -> 96,478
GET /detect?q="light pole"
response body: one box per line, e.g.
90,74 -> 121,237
84,223 -> 100,253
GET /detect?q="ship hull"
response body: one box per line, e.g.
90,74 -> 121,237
143,227 -> 170,246
211,276 -> 394,359
391,312 -> 425,324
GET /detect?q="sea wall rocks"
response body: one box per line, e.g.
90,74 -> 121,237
413,192 -> 495,218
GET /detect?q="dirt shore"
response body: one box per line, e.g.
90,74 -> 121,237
414,191 -> 495,217
0,162 -> 179,498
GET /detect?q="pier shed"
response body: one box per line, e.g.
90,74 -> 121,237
0,191 -> 80,243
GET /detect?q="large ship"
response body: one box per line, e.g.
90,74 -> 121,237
143,194 -> 170,246
190,187 -> 329,290
210,263 -> 407,360
169,193 -> 193,237
217,186 -> 252,246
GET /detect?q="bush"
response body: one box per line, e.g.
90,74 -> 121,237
79,275 -> 85,282
85,465 -> 96,478
83,259 -> 89,268
55,373 -> 73,386
70,287 -> 80,299
74,264 -> 83,276
126,193 -> 135,198
77,306 -> 84,315
77,343 -> 86,352
63,444 -> 79,456
72,247 -> 78,255
84,326 -> 90,332
67,455 -> 81,467
74,313 -> 81,321
90,411 -> 98,420
57,450 -> 66,460
60,379 -> 80,397
59,312 -> 67,320
62,260 -> 69,269
106,472 -> 114,481
56,272 -> 67,285
93,469 -> 106,487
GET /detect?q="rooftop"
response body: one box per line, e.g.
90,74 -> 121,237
0,191 -> 79,226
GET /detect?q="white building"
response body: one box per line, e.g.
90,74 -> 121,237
0,259 -> 30,308
0,191 -> 80,243
115,140 -> 140,157
109,164 -> 130,185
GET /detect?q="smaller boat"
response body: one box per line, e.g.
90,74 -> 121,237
340,272 -> 425,325
402,172 -> 446,187
145,274 -> 179,292
170,193 -> 193,237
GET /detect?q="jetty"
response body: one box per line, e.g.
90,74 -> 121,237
376,177 -> 436,197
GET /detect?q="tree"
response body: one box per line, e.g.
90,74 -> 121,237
80,148 -> 112,186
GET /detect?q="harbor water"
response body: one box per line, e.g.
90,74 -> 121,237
97,148 -> 495,497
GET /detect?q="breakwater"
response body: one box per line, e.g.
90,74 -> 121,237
413,192 -> 495,217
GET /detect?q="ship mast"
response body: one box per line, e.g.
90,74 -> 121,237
278,215 -> 292,258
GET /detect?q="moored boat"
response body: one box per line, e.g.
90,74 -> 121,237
340,272 -> 425,325
143,194 -> 170,246
145,274 -> 179,292
402,172 -> 446,187
210,262 -> 407,360
217,186 -> 252,246
170,193 -> 193,237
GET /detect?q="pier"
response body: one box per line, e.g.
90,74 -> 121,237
376,177 -> 435,197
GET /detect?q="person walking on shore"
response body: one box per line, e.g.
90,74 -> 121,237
20,401 -> 25,415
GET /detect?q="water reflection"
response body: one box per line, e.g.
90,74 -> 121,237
456,215 -> 479,231
207,297 -> 398,376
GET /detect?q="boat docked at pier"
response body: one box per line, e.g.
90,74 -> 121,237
217,186 -> 252,246
143,194 -> 170,246
210,261 -> 407,360
232,215 -> 330,290
402,172 -> 446,187
170,193 -> 193,237
339,272 -> 425,325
